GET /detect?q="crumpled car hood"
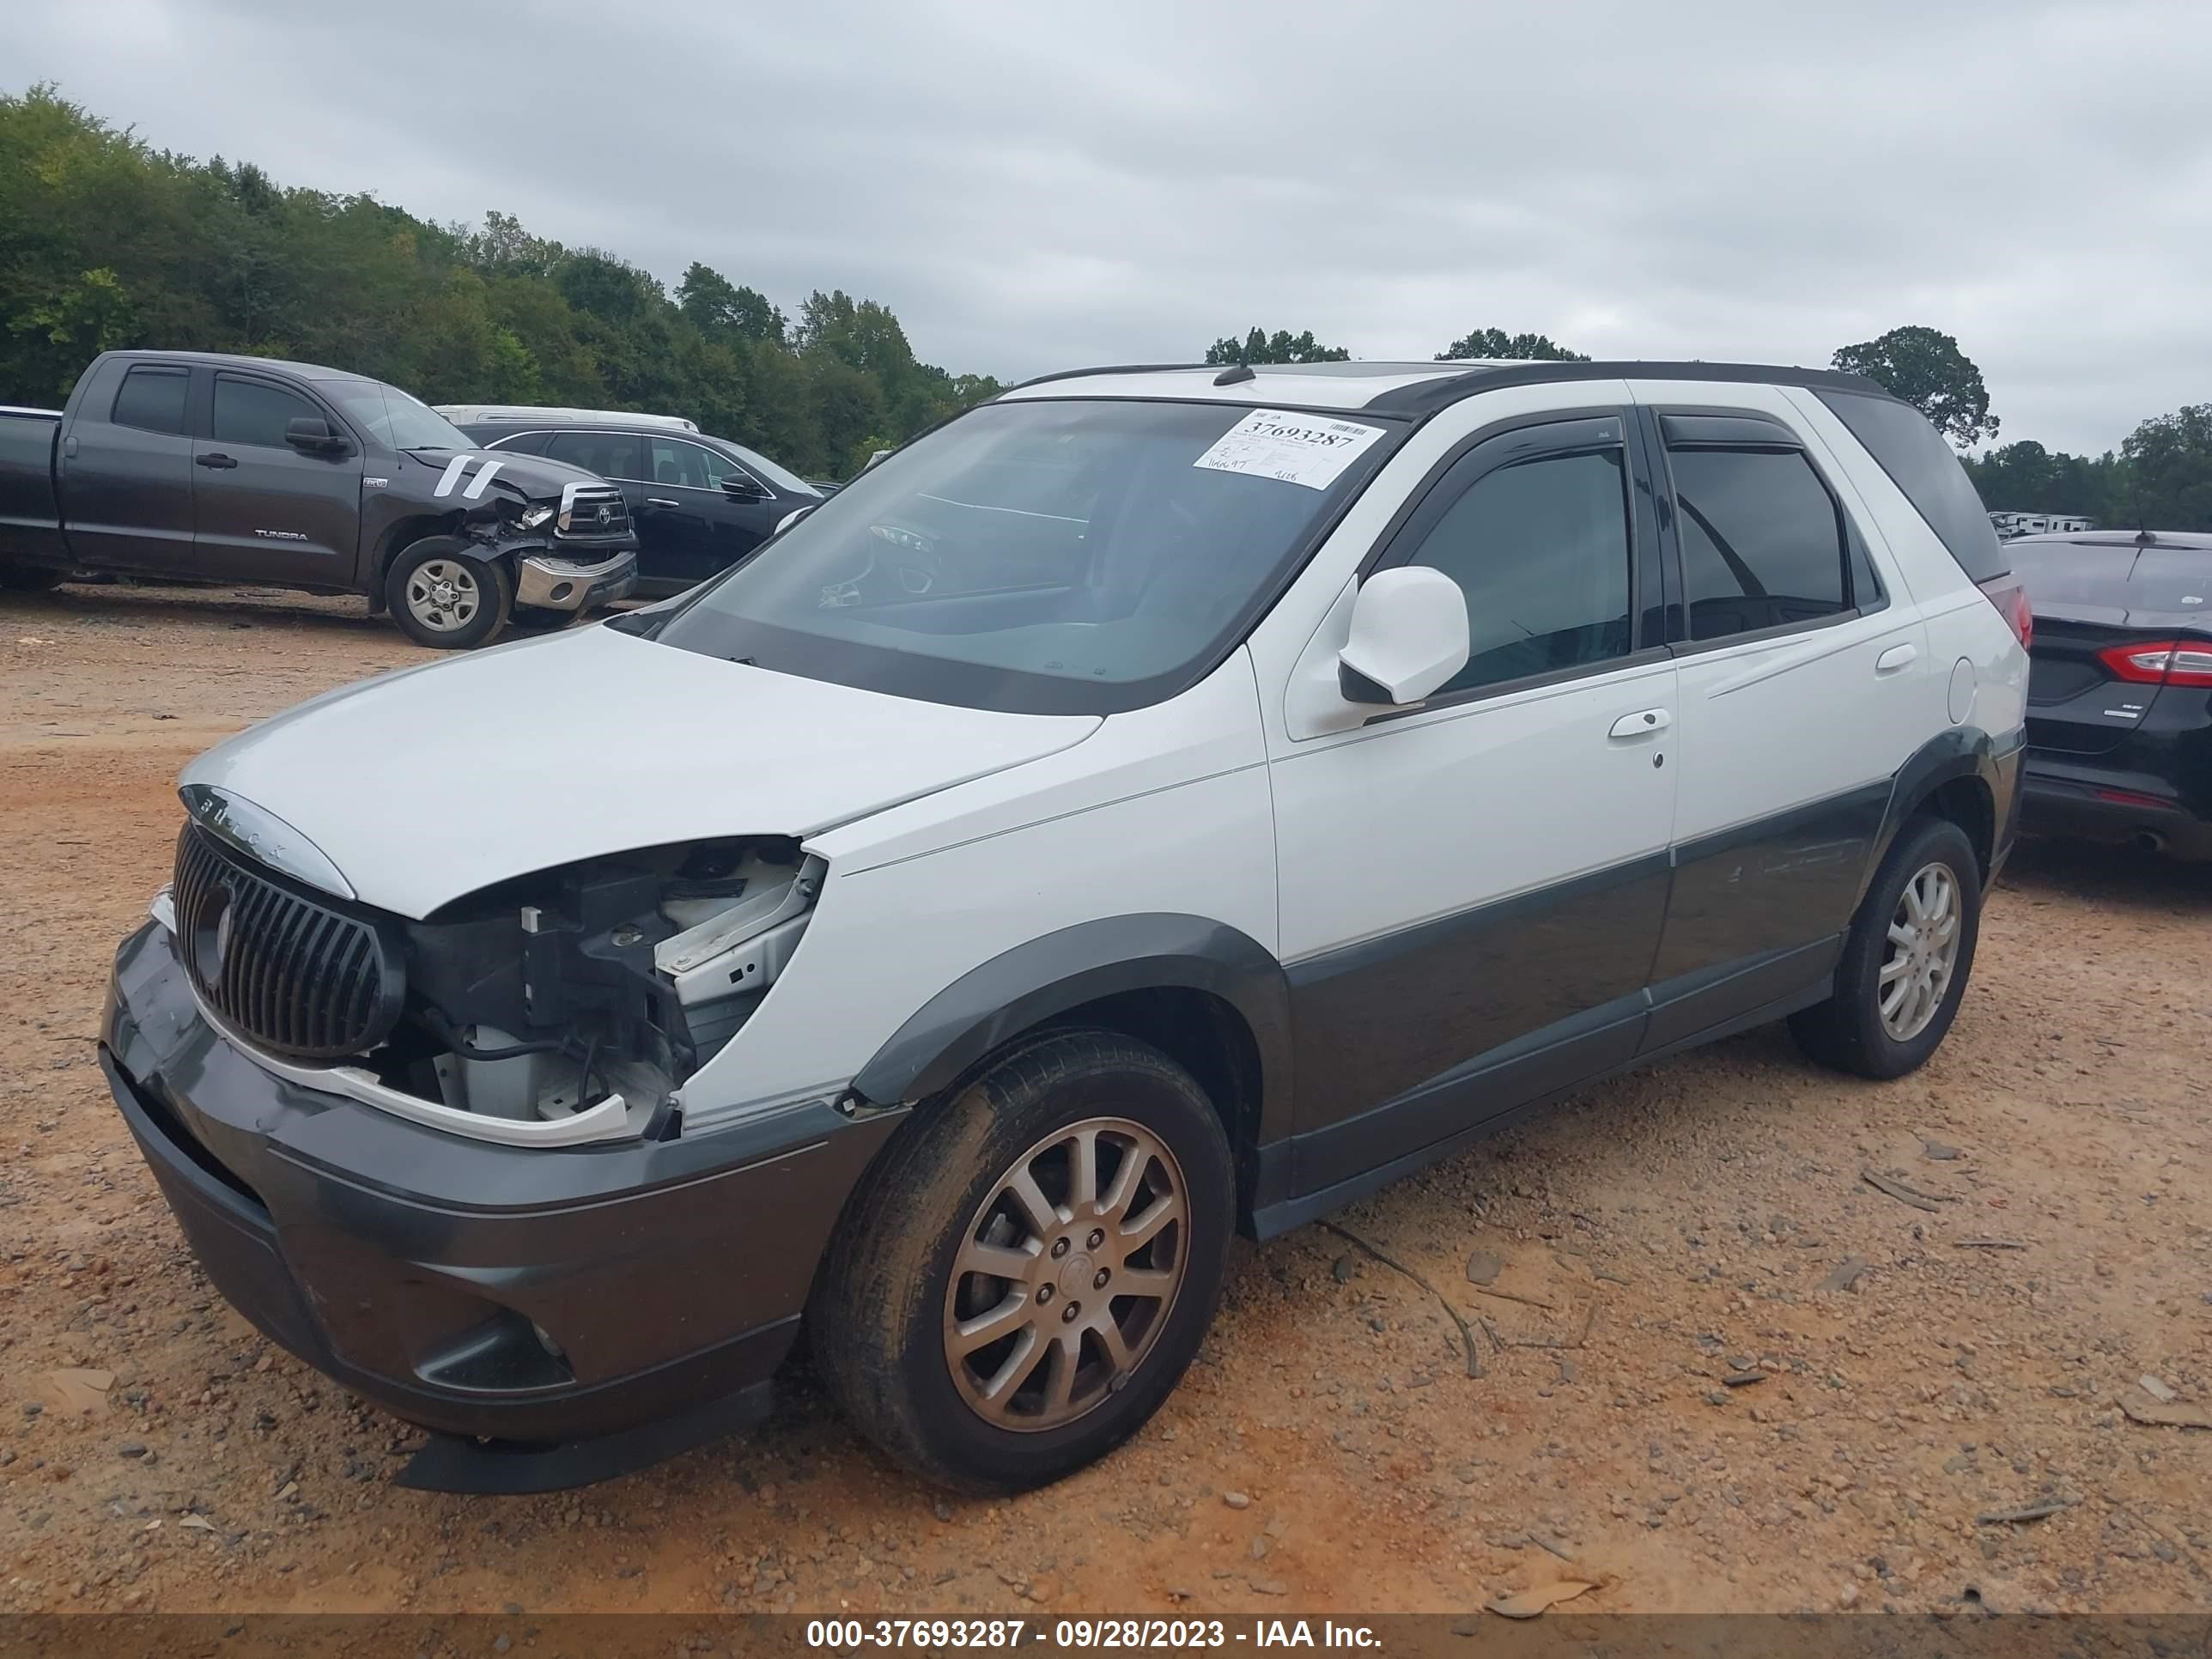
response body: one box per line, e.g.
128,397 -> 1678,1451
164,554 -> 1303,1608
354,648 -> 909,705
179,624 -> 1100,919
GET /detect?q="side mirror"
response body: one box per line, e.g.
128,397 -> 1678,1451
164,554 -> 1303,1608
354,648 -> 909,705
721,476 -> 769,502
285,416 -> 345,455
1337,567 -> 1469,706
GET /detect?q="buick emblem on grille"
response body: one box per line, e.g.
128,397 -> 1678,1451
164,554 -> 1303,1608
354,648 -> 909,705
191,878 -> 234,987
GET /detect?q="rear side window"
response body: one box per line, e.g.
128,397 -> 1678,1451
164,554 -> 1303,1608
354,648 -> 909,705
1670,448 -> 1848,641
650,437 -> 747,491
544,430 -> 642,480
212,376 -> 319,449
1815,389 -> 2008,582
111,367 -> 189,435
1402,449 -> 1633,695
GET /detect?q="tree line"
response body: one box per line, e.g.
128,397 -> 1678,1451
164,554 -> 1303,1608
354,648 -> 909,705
7,86 -> 2206,523
0,87 -> 1001,479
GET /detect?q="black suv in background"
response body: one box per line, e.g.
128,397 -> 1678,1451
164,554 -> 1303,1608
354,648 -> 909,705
2011,529 -> 2212,860
457,420 -> 822,596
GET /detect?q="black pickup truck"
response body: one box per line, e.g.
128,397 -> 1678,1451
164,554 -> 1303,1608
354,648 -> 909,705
0,351 -> 640,648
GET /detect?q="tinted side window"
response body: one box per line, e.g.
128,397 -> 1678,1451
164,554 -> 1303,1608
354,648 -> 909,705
211,376 -> 319,449
1670,448 -> 1847,641
544,430 -> 642,479
111,367 -> 189,435
1403,449 -> 1633,695
650,437 -> 748,491
1815,389 -> 2008,582
482,430 -> 551,456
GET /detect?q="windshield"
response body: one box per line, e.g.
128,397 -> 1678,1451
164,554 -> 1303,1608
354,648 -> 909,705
651,398 -> 1402,714
323,380 -> 474,452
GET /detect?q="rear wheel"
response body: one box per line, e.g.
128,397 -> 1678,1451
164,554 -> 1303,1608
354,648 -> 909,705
810,1030 -> 1235,1492
1790,816 -> 1982,1079
385,538 -> 510,650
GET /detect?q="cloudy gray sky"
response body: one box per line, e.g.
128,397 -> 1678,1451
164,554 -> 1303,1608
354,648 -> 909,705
15,0 -> 2211,454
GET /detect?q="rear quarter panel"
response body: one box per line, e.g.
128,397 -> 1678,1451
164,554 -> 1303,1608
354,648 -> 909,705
1779,386 -> 2027,746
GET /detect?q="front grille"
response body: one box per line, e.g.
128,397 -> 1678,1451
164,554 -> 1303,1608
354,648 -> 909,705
173,824 -> 404,1060
556,484 -> 631,540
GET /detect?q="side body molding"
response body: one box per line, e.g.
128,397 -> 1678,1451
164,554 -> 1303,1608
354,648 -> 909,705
848,912 -> 1294,1172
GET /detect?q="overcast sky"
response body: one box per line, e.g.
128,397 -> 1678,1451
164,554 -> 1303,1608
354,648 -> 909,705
15,0 -> 2211,454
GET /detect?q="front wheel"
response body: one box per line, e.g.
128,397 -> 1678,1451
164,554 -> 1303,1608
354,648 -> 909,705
1790,815 -> 1983,1079
385,538 -> 511,650
810,1030 -> 1235,1493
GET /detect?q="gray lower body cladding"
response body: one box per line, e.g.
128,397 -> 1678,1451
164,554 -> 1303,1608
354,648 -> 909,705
99,917 -> 896,1477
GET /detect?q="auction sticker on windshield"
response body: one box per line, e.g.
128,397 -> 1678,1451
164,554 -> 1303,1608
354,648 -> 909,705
1192,408 -> 1387,490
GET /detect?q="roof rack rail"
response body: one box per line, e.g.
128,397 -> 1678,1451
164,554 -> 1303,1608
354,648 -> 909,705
1363,360 -> 1890,417
1001,362 -> 1212,392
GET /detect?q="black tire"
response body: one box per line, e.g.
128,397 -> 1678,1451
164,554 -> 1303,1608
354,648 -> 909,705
0,563 -> 64,592
1790,815 -> 1982,1079
383,538 -> 511,650
810,1029 -> 1235,1493
506,604 -> 577,635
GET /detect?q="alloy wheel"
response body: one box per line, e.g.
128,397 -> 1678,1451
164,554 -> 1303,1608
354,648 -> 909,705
942,1117 -> 1188,1432
1879,860 -> 1960,1042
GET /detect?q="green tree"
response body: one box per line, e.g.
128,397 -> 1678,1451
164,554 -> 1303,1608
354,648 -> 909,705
1203,327 -> 1350,366
0,85 -> 999,478
1435,328 -> 1587,362
677,262 -> 785,345
2121,405 -> 2212,531
1831,325 -> 1998,448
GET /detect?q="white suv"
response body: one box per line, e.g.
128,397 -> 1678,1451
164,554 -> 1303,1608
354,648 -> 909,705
100,359 -> 2029,1495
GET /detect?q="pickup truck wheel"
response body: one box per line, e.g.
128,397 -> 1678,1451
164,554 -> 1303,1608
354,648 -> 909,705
810,1030 -> 1235,1493
0,563 -> 64,592
386,538 -> 510,650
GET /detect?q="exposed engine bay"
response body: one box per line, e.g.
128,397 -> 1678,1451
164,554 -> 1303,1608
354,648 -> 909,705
365,835 -> 822,1139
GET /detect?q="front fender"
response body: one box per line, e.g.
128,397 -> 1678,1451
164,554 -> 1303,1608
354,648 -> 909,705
849,912 -> 1293,1144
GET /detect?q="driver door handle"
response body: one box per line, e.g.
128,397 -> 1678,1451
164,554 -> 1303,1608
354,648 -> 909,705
645,497 -> 679,509
1609,708 -> 1672,738
195,452 -> 238,470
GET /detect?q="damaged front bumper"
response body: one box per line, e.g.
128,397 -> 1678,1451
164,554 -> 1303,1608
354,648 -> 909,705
514,547 -> 638,612
98,915 -> 899,1492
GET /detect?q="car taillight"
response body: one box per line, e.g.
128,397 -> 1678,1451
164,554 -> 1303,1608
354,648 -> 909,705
2096,639 -> 2212,688
1977,574 -> 2033,653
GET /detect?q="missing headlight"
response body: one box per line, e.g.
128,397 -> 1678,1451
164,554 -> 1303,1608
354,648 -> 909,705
385,837 -> 823,1136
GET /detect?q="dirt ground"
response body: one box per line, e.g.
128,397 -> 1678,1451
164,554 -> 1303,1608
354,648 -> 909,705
3,581 -> 2209,1620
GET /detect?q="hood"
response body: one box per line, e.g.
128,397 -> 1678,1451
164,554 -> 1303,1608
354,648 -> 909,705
395,444 -> 605,506
179,625 -> 1100,919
